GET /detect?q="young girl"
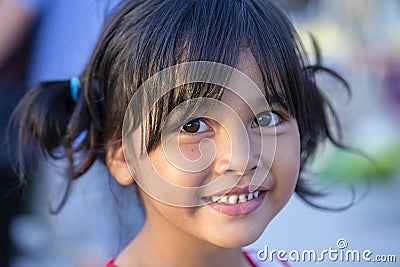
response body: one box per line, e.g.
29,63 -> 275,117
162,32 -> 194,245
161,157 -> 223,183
11,0 -> 350,266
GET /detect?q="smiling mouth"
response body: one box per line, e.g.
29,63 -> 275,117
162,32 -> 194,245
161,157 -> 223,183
209,190 -> 262,205
206,189 -> 267,217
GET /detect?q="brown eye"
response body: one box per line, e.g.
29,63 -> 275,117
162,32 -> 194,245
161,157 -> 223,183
251,111 -> 281,128
181,119 -> 209,134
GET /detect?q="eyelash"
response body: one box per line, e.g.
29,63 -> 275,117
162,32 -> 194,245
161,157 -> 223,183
251,110 -> 286,128
180,118 -> 211,136
180,110 -> 287,136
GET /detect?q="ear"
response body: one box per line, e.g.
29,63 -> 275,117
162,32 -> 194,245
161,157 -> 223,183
106,146 -> 134,186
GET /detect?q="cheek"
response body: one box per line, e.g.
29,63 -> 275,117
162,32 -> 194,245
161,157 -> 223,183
272,127 -> 301,195
149,147 -> 210,188
178,143 -> 202,161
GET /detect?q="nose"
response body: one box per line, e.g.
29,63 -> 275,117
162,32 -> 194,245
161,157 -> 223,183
214,122 -> 260,176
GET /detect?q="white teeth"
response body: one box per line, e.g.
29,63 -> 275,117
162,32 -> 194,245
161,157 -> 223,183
253,191 -> 259,198
211,190 -> 261,204
220,195 -> 228,203
211,196 -> 220,202
238,194 -> 247,203
228,195 -> 238,204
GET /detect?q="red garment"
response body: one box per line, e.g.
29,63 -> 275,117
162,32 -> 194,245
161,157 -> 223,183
105,259 -> 115,267
243,250 -> 260,267
106,259 -> 116,267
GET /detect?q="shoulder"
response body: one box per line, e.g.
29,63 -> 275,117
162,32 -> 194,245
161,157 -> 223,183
243,249 -> 291,267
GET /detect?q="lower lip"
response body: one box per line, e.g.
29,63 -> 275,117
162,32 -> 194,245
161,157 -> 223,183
208,191 -> 266,217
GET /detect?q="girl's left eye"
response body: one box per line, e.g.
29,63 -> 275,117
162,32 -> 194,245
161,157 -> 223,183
181,119 -> 210,134
251,111 -> 281,128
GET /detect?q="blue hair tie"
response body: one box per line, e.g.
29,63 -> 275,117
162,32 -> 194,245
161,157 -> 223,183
70,77 -> 81,102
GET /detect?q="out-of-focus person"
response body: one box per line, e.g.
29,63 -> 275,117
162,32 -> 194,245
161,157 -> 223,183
0,1 -> 33,266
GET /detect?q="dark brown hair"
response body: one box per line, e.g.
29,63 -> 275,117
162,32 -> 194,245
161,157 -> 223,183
9,0 -> 351,212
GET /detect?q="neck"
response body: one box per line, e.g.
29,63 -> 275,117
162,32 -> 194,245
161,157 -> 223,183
114,216 -> 250,267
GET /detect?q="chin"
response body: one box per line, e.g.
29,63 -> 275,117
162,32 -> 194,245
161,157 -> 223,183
213,233 -> 262,248
208,221 -> 269,248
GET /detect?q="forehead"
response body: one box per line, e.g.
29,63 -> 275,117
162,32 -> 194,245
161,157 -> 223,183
227,48 -> 288,107
220,48 -> 270,112
234,48 -> 265,93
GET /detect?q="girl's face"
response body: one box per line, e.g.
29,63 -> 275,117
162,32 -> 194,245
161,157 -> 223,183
134,49 -> 300,248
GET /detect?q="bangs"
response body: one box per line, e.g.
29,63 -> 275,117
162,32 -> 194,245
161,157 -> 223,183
116,0 -> 308,151
243,0 -> 308,116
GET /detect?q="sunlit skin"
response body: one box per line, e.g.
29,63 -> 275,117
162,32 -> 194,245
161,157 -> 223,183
108,49 -> 301,267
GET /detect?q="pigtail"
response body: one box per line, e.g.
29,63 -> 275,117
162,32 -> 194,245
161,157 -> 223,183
8,81 -> 74,180
8,77 -> 105,213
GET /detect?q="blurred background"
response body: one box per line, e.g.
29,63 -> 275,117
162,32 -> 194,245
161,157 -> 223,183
0,0 -> 399,266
